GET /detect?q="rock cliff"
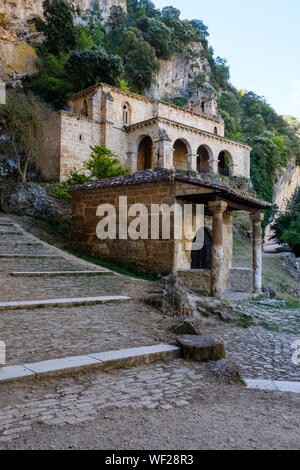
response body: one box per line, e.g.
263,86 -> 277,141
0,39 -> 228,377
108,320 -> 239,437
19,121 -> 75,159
147,43 -> 211,101
0,0 -> 126,83
265,158 -> 300,242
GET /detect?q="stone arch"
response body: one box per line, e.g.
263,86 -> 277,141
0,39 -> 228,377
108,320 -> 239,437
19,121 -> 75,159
173,139 -> 191,171
218,150 -> 233,176
137,136 -> 153,171
191,228 -> 212,270
122,102 -> 131,126
197,145 -> 212,174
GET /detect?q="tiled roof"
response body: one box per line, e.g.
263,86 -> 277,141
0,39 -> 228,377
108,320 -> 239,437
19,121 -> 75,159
68,168 -> 273,209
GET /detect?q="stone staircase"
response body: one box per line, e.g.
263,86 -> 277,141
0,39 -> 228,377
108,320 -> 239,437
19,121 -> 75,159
0,216 -> 179,383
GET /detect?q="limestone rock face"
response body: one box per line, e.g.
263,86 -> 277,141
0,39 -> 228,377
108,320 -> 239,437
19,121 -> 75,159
265,159 -> 300,242
0,39 -> 38,83
0,0 -> 127,83
147,43 -> 211,100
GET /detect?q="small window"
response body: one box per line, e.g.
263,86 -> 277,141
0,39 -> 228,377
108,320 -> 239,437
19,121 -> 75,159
123,103 -> 131,125
79,134 -> 83,141
201,100 -> 205,113
214,127 -> 218,135
190,101 -> 194,111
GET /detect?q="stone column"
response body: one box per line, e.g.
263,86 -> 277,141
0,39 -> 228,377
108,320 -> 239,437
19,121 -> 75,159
187,154 -> 198,172
127,151 -> 137,172
250,212 -> 264,293
209,155 -> 218,175
155,129 -> 173,169
208,200 -> 228,296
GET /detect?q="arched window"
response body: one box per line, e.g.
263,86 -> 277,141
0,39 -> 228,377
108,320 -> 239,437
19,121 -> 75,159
201,100 -> 205,113
123,103 -> 131,125
214,127 -> 218,135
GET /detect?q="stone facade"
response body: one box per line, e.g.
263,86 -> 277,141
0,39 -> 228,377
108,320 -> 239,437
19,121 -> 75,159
41,83 -> 251,182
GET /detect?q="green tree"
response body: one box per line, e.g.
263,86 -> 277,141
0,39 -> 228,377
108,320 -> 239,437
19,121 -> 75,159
272,187 -> 300,256
64,46 -> 124,91
35,0 -> 77,55
24,53 -> 74,109
119,29 -> 159,93
137,16 -> 173,59
84,146 -> 130,179
0,91 -> 52,182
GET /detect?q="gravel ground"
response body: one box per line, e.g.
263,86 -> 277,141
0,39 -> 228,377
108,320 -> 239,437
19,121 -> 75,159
0,361 -> 299,450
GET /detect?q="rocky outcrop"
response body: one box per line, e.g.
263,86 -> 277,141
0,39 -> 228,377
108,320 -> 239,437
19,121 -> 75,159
0,1 -> 126,38
0,39 -> 37,84
144,274 -> 194,317
0,0 -> 127,84
147,43 -> 211,100
0,183 -> 71,223
265,159 -> 300,243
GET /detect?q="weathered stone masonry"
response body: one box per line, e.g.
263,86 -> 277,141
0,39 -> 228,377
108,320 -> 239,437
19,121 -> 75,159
69,169 -> 272,295
41,83 -> 251,182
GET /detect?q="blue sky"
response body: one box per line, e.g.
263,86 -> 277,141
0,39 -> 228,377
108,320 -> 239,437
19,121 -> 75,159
154,0 -> 300,119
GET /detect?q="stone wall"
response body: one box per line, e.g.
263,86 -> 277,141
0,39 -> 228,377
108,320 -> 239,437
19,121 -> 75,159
177,269 -> 211,295
70,180 -> 176,273
39,113 -> 61,181
229,268 -> 253,293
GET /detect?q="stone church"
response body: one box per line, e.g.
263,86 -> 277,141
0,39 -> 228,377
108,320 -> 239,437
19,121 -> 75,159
39,82 -> 271,297
39,83 -> 251,182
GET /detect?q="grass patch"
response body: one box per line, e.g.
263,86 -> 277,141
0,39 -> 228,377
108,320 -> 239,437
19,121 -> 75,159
67,248 -> 161,282
31,215 -> 71,239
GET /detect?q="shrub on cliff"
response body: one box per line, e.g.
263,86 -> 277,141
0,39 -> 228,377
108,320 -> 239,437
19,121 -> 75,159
272,186 -> 300,257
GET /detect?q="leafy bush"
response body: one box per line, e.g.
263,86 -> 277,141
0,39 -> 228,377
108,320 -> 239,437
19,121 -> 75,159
84,146 -> 130,179
272,187 -> 300,256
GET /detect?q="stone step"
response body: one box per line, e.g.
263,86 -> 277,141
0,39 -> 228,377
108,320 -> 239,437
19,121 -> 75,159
245,378 -> 300,394
0,295 -> 132,311
0,254 -> 60,259
0,344 -> 181,383
0,230 -> 23,235
10,270 -> 114,277
0,242 -> 42,247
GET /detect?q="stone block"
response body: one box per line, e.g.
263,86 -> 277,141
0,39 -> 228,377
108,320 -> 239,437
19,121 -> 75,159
176,335 -> 226,362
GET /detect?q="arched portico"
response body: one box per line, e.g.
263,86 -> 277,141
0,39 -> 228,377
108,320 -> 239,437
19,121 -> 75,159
218,150 -> 233,176
197,145 -> 212,174
173,139 -> 191,171
137,136 -> 153,171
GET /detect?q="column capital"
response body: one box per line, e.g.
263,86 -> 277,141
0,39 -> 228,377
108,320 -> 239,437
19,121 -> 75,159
250,212 -> 264,223
209,200 -> 227,215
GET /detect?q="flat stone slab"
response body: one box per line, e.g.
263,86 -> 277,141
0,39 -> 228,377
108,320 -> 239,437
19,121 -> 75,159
0,254 -> 60,259
0,295 -> 131,311
0,365 -> 35,383
24,355 -> 102,377
0,344 -> 180,383
176,335 -> 226,362
89,344 -> 181,370
245,378 -> 300,394
10,271 -> 113,277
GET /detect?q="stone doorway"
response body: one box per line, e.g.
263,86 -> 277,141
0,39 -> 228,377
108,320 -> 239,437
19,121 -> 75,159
191,228 -> 212,270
